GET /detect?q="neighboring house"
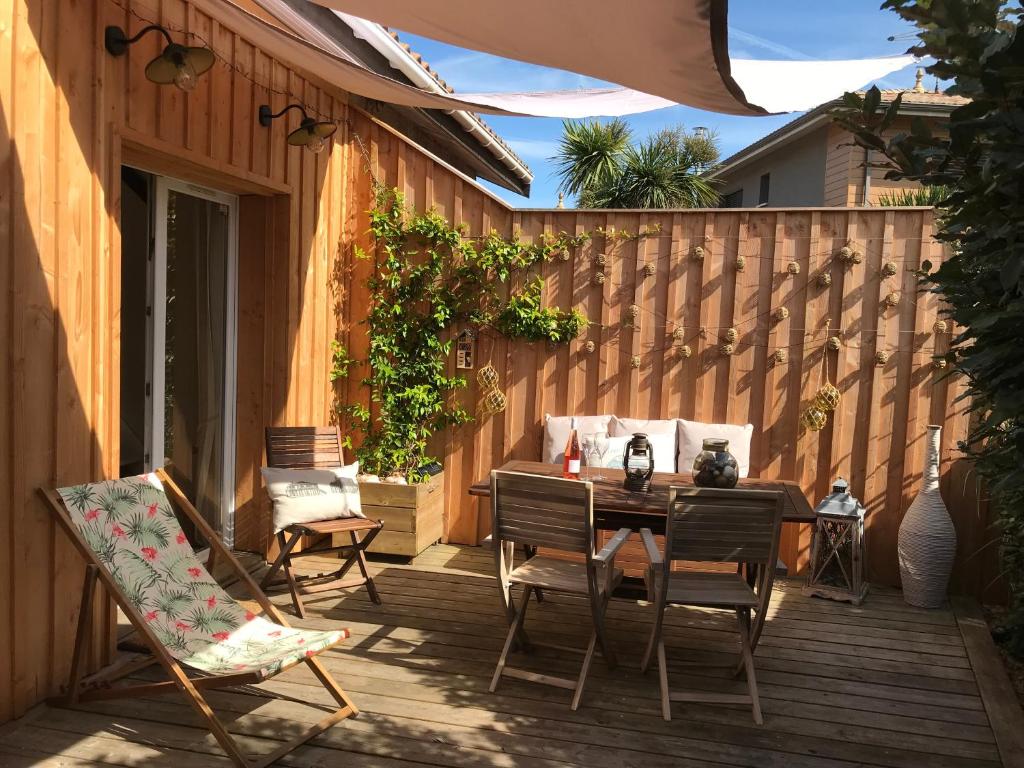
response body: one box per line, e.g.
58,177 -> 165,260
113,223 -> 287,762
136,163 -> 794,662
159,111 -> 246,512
707,71 -> 967,207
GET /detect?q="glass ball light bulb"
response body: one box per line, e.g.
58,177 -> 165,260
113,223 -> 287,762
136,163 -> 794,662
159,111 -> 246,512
173,60 -> 199,92
306,133 -> 327,154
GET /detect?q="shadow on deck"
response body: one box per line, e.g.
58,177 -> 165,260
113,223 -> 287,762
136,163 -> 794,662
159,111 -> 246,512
0,544 -> 1020,768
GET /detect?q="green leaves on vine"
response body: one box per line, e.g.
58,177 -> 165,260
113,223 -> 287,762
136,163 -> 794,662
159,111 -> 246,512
337,187 -> 588,480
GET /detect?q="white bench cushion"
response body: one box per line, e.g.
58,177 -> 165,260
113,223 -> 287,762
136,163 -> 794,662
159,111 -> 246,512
676,420 -> 754,478
543,414 -> 612,464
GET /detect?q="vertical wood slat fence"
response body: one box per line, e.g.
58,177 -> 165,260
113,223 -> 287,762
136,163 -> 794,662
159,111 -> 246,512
342,130 -> 996,595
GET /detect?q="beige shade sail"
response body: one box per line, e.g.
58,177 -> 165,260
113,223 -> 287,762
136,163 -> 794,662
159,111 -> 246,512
192,0 -> 526,115
198,1 -> 914,119
311,0 -> 762,115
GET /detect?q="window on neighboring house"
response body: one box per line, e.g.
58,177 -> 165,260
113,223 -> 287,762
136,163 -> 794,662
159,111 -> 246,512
721,189 -> 743,208
758,173 -> 771,206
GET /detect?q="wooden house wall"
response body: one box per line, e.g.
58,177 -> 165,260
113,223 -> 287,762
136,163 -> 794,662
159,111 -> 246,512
0,0 -> 352,720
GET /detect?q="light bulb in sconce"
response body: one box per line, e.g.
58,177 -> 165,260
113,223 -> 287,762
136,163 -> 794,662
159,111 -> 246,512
306,134 -> 327,154
172,59 -> 199,92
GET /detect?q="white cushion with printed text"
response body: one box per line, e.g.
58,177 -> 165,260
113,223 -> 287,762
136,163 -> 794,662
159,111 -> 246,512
261,463 -> 364,532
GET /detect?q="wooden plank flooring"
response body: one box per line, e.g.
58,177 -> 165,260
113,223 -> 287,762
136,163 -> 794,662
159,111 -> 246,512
0,544 -> 1020,768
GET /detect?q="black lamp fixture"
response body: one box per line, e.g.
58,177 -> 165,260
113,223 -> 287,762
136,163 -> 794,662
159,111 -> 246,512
105,24 -> 214,92
258,104 -> 337,154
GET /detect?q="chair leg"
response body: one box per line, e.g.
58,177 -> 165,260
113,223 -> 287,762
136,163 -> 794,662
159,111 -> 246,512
490,585 -> 533,693
737,608 -> 763,725
641,617 -> 657,673
64,564 -> 99,705
349,530 -> 382,605
570,630 -> 598,711
589,591 -> 617,670
657,640 -> 671,721
276,532 -> 307,619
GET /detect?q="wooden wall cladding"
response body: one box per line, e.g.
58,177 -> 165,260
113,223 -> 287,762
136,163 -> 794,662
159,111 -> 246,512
0,0 -> 351,720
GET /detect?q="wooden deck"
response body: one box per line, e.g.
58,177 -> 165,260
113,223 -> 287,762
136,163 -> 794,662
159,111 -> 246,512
2,544 -> 1022,768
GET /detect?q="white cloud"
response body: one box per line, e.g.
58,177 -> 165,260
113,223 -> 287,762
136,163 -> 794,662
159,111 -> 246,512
730,28 -> 812,60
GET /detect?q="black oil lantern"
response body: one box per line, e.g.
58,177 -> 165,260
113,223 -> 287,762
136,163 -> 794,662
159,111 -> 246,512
622,433 -> 655,492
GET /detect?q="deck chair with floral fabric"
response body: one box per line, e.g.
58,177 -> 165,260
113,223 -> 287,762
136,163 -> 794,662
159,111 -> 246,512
41,468 -> 358,768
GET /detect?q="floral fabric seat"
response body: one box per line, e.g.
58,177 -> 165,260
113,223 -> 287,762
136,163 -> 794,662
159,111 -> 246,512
57,473 -> 347,678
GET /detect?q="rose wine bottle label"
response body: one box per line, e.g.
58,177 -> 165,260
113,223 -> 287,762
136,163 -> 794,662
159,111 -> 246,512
563,417 -> 581,479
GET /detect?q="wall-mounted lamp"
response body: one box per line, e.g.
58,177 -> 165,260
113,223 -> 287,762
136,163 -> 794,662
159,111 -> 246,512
104,25 -> 214,92
258,104 -> 337,154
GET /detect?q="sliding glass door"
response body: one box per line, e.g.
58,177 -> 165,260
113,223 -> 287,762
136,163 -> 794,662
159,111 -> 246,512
121,168 -> 238,545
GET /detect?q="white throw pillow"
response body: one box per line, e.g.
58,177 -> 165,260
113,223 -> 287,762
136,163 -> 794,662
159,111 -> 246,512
609,416 -> 677,437
676,420 -> 754,478
261,463 -> 364,532
594,433 -> 676,473
543,414 -> 612,464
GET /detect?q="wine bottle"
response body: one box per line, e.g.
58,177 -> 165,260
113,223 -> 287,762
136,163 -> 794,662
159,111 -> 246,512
562,417 -> 581,479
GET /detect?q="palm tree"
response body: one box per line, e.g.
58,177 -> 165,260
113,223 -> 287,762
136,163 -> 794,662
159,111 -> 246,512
553,121 -> 720,209
553,119 -> 631,199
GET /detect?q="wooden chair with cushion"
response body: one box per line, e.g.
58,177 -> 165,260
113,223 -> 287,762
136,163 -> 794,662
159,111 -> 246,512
261,426 -> 383,617
489,470 -> 631,710
641,486 -> 784,723
41,470 -> 358,768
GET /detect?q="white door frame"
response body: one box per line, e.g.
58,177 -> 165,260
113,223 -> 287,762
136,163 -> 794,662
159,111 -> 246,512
150,175 -> 239,546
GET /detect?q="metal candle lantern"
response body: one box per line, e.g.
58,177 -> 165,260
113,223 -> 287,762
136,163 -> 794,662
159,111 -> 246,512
622,433 -> 655,492
803,478 -> 868,605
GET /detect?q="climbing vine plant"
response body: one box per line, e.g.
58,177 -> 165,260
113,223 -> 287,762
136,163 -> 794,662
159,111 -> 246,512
334,187 -> 589,481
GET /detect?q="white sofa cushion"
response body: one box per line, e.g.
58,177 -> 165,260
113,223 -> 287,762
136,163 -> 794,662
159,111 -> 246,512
261,463 -> 364,532
595,433 -> 676,473
609,416 -> 677,437
676,420 -> 754,478
543,414 -> 612,464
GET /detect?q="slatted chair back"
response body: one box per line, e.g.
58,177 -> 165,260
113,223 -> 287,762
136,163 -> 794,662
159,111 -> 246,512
490,471 -> 594,556
265,426 -> 344,470
664,487 -> 784,567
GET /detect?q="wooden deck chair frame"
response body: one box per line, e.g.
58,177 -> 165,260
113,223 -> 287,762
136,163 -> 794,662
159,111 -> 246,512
489,470 -> 631,710
640,486 -> 784,724
40,469 -> 359,768
261,426 -> 383,618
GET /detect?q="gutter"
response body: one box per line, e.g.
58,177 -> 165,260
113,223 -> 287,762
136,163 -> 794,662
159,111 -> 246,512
336,12 -> 534,188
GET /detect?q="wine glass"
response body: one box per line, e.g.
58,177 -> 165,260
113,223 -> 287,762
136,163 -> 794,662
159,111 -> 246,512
581,434 -> 596,481
592,432 -> 610,481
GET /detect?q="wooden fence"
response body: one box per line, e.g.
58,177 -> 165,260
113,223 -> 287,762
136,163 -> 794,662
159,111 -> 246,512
340,132 -> 997,594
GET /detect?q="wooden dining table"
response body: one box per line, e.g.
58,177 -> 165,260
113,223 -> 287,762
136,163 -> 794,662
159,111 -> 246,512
468,459 -> 815,536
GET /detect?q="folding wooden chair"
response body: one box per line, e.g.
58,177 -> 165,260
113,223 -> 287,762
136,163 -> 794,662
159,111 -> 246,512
41,469 -> 358,768
261,426 -> 383,617
489,470 -> 631,710
640,487 -> 784,724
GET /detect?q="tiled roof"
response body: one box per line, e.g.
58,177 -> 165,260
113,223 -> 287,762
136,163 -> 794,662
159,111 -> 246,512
872,89 -> 970,106
384,29 -> 531,176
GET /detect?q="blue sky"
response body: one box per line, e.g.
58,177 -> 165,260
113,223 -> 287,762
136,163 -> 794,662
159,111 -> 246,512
396,1 -> 922,207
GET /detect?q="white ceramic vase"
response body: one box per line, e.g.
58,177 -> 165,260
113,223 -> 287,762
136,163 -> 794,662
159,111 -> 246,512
897,425 -> 957,608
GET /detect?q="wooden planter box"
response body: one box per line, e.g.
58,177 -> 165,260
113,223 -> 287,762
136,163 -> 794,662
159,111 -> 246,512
357,472 -> 445,557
